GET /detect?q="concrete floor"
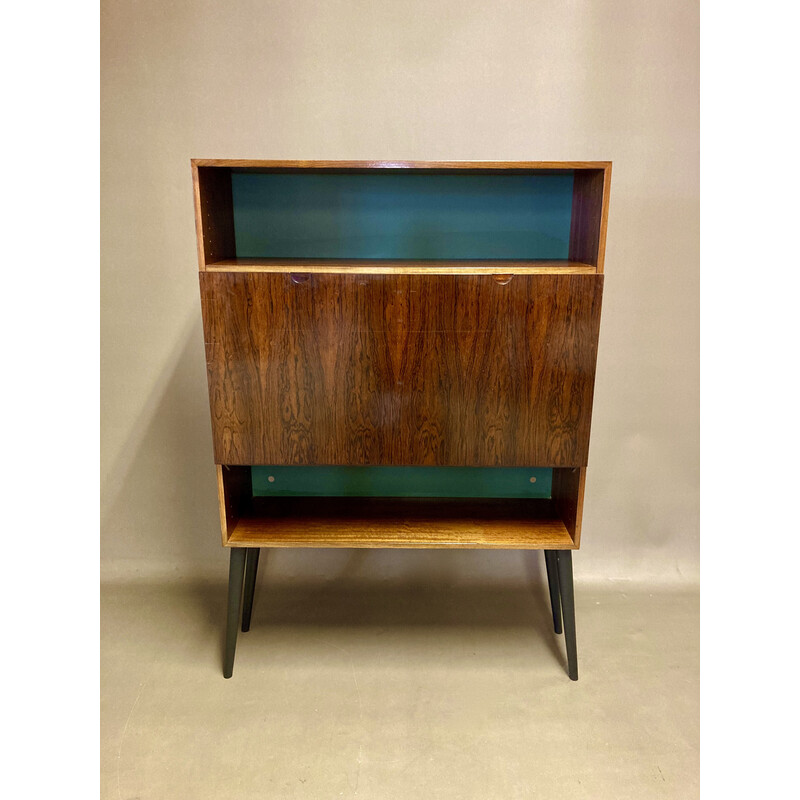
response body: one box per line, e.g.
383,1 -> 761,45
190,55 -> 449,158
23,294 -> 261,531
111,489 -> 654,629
101,573 -> 698,799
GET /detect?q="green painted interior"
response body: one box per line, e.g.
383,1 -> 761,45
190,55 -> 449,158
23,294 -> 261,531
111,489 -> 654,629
231,172 -> 574,260
250,466 -> 553,499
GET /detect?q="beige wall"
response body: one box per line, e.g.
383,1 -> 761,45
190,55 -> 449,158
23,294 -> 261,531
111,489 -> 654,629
101,0 -> 698,584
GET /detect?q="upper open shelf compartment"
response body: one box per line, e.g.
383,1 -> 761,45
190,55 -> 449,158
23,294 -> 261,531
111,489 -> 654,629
192,160 -> 611,273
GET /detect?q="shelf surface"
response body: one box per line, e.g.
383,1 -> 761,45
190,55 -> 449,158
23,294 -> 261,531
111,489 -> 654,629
226,497 -> 576,549
205,258 -> 596,275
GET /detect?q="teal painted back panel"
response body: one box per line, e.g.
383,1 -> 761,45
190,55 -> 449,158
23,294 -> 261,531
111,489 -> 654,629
251,467 -> 552,499
231,172 -> 574,260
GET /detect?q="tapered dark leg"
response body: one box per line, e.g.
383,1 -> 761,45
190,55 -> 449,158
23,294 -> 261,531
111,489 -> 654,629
556,550 -> 578,681
223,547 -> 247,679
241,548 -> 261,632
544,550 -> 562,634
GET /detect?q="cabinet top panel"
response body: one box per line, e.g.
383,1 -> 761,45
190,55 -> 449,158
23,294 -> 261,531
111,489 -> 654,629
191,159 -> 611,172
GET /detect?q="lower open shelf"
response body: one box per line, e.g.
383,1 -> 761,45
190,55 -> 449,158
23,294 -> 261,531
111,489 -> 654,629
218,465 -> 584,550
225,497 -> 574,549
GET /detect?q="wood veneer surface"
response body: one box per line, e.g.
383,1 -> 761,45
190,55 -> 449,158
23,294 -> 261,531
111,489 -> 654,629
192,159 -> 611,171
569,170 -> 607,270
205,258 -> 596,274
193,165 -> 235,269
226,497 -> 576,549
201,272 -> 603,467
552,467 -> 586,548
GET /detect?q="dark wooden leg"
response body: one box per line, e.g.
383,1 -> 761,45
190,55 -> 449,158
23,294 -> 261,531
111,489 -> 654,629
223,547 -> 247,679
556,550 -> 578,681
241,548 -> 261,632
544,550 -> 562,634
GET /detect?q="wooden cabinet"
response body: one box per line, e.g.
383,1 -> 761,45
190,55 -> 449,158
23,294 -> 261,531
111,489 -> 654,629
193,160 -> 611,679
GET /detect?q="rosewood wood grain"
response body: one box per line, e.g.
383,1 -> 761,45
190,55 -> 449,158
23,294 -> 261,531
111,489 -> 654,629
193,166 -> 235,269
200,272 -> 603,467
552,467 -> 587,547
225,497 -> 576,549
569,168 -> 609,270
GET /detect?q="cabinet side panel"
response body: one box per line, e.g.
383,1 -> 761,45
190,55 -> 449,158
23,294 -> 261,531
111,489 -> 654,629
217,465 -> 252,545
552,467 -> 586,547
216,465 -> 228,544
568,169 -> 607,269
196,167 -> 235,267
596,164 -> 612,274
200,272 -> 603,467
